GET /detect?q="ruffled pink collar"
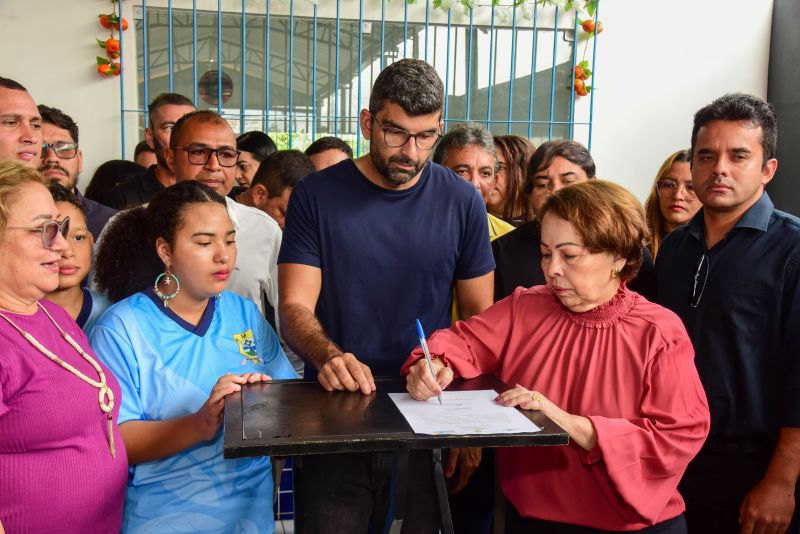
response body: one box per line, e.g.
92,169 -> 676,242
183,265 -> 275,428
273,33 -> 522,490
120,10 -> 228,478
558,284 -> 638,328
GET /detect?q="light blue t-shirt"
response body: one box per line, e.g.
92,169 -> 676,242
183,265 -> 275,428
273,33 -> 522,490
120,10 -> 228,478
77,287 -> 111,336
90,289 -> 297,534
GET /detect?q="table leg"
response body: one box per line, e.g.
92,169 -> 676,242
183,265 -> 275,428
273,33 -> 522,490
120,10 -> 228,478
433,448 -> 455,534
388,450 -> 409,534
293,455 -> 304,534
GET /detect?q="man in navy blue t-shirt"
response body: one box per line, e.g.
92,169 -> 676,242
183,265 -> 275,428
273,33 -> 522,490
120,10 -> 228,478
278,59 -> 495,533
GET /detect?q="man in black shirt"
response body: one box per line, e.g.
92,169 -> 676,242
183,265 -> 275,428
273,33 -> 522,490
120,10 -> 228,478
656,93 -> 800,533
37,105 -> 116,239
106,93 -> 195,209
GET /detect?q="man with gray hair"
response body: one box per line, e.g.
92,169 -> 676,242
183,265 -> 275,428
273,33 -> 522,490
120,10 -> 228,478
279,59 -> 495,532
433,122 -> 515,240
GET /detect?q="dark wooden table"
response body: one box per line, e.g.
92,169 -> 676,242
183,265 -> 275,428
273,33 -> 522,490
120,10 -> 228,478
224,374 -> 569,533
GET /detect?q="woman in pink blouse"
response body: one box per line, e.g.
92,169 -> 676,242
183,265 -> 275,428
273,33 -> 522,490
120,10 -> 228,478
403,180 -> 710,533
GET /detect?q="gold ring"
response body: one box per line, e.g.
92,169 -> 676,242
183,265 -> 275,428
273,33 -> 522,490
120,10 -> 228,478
530,392 -> 542,403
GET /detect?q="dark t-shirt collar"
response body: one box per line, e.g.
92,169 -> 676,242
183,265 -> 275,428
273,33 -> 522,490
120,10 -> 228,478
142,287 -> 216,336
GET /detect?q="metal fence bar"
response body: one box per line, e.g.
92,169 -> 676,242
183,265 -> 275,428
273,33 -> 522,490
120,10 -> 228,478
192,0 -> 198,106
507,4 -> 518,134
403,0 -> 408,58
486,4 -> 495,127
142,0 -> 149,127
424,0 -> 430,62
466,8 -> 474,121
444,9 -> 451,125
312,4 -> 317,139
356,0 -> 363,156
527,2 -> 538,138
547,5 -> 559,140
216,0 -> 222,114
588,2 -> 599,151
380,0 -> 385,70
334,0 -> 340,136
568,12 -> 578,139
240,0 -> 246,133
168,0 -> 174,92
118,0 -> 125,156
288,0 -> 294,147
265,0 -> 270,131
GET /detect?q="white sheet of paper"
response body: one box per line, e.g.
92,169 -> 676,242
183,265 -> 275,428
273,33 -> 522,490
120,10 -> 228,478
388,390 -> 541,435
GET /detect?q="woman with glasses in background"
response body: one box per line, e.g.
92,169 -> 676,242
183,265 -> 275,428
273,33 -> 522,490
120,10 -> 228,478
489,135 -> 536,226
0,161 -> 126,533
644,150 -> 701,258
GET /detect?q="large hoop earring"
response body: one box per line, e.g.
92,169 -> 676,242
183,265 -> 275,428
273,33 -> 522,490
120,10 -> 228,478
154,264 -> 180,307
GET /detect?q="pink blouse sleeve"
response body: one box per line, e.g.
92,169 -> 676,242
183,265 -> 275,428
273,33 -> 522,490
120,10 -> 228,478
582,333 -> 710,525
401,290 -> 521,378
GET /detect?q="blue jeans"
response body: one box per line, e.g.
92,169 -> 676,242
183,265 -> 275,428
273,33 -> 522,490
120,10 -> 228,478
295,450 -> 440,534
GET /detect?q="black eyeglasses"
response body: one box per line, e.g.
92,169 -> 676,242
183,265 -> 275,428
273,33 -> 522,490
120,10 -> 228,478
370,113 -> 440,150
175,146 -> 241,167
689,252 -> 708,308
656,179 -> 696,199
7,216 -> 70,249
41,142 -> 79,159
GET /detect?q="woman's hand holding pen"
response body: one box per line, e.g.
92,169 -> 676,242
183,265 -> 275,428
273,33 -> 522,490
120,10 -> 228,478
406,357 -> 453,400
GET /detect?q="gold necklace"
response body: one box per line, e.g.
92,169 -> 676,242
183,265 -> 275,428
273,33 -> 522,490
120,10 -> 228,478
0,302 -> 116,458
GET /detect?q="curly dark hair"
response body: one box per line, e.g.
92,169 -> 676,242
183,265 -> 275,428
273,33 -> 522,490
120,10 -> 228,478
48,182 -> 85,218
94,181 -> 225,302
369,59 -> 444,116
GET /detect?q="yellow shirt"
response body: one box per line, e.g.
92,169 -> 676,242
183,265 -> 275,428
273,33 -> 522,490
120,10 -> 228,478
452,213 -> 515,322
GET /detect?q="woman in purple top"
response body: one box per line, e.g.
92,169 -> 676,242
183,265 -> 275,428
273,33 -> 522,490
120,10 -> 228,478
0,162 -> 127,533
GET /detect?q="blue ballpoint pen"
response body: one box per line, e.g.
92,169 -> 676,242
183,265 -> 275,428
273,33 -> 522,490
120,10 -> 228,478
415,319 -> 443,405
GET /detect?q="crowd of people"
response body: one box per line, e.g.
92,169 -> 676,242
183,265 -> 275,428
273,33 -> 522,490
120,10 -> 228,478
0,55 -> 798,534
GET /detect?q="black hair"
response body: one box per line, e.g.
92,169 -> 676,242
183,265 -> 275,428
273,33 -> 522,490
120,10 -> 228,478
236,131 -> 278,161
48,182 -> 86,219
134,140 -> 155,159
432,122 -> 496,167
148,92 -> 195,127
691,93 -> 777,167
305,136 -> 353,158
170,110 -> 231,150
252,150 -> 315,197
524,140 -> 596,196
95,181 -> 225,302
369,59 -> 444,116
0,76 -> 26,91
84,159 -> 145,205
38,104 -> 79,144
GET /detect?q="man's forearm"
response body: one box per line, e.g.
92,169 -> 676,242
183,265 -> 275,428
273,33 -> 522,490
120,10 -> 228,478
764,427 -> 800,486
280,302 -> 343,370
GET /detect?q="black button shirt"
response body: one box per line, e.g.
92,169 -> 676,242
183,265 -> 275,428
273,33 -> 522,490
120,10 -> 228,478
656,192 -> 800,448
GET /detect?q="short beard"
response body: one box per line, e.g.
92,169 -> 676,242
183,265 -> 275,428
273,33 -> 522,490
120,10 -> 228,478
370,152 -> 426,186
154,139 -> 169,168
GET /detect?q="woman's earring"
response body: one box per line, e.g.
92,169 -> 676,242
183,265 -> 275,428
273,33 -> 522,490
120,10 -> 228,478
154,263 -> 181,307
611,267 -> 622,279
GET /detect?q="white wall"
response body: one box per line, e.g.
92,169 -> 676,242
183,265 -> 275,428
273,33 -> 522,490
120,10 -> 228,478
591,0 -> 773,200
0,0 -> 138,189
0,0 -> 774,199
